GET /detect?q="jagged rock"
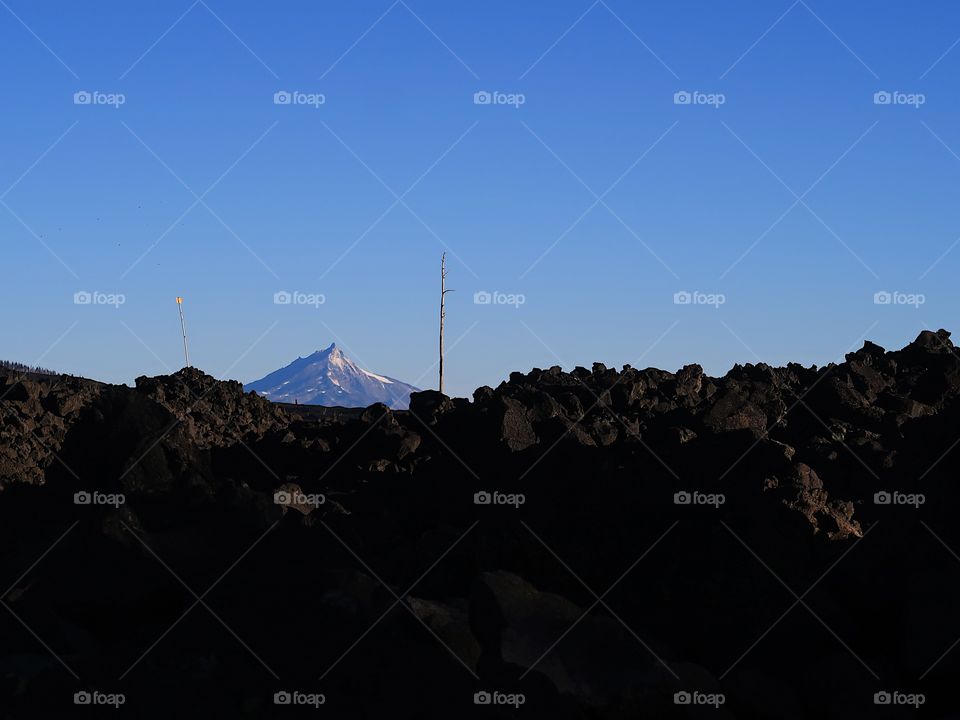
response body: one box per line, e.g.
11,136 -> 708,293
273,482 -> 321,515
408,390 -> 455,425
907,328 -> 951,351
675,363 -> 704,397
407,597 -> 481,672
470,571 -> 676,705
496,396 -> 538,452
766,463 -> 862,539
0,372 -> 102,488
472,386 -> 494,404
135,367 -> 288,449
701,385 -> 773,437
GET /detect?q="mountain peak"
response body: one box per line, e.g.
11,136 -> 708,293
245,344 -> 419,409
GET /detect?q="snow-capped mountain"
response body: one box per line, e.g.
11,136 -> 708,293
244,344 -> 419,409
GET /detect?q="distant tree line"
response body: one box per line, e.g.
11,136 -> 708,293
0,360 -> 58,375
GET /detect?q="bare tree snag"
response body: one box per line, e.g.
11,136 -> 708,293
439,253 -> 453,394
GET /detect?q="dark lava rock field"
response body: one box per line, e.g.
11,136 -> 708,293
3,330 -> 960,718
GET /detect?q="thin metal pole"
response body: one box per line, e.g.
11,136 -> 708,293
177,297 -> 190,368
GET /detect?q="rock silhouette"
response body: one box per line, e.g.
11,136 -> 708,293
2,330 -> 960,717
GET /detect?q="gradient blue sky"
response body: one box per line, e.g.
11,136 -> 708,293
2,1 -> 959,398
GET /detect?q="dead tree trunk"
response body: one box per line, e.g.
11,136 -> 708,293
439,253 -> 452,394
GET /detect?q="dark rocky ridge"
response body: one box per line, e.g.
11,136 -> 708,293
2,330 -> 960,717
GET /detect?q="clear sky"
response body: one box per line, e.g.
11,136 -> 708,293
2,1 -> 958,398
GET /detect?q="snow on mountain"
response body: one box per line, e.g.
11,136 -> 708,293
243,344 -> 419,409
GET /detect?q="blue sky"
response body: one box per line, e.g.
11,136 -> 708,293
2,1 -> 959,398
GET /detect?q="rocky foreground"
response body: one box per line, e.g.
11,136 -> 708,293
2,330 -> 960,718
